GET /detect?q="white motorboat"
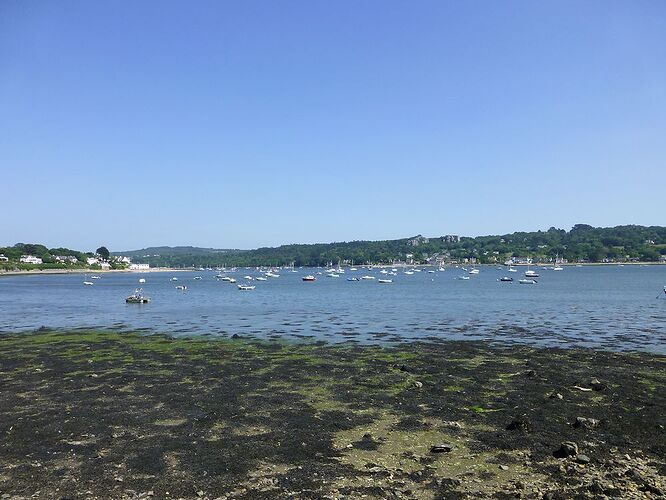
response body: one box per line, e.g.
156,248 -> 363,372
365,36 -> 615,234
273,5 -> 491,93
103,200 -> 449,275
525,270 -> 539,278
175,285 -> 187,290
90,276 -> 101,280
378,279 -> 393,283
193,276 -> 203,280
170,277 -> 178,281
83,281 -> 94,286
255,277 -> 268,281
508,268 -> 518,273
469,268 -> 480,275
361,276 -> 375,280
553,266 -> 564,271
138,278 -> 146,284
347,277 -> 358,281
519,279 -> 537,284
326,273 -> 340,278
302,275 -> 316,281
237,284 -> 256,291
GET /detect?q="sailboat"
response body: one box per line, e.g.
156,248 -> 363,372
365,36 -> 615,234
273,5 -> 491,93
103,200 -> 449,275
524,259 -> 539,278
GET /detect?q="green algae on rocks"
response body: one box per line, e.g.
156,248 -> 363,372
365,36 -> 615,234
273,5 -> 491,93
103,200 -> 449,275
0,329 -> 664,499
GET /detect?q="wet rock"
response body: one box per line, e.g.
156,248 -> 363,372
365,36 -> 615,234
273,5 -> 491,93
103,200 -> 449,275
506,415 -> 531,433
434,477 -> 461,488
412,380 -> 423,389
231,334 -> 241,339
553,441 -> 578,458
397,364 -> 415,373
573,417 -> 600,429
524,369 -> 537,378
590,378 -> 606,391
499,465 -> 509,471
575,454 -> 591,464
548,392 -> 563,400
430,443 -> 454,453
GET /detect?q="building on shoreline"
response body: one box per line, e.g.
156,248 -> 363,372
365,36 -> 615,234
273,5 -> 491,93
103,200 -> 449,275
129,263 -> 150,270
20,255 -> 43,264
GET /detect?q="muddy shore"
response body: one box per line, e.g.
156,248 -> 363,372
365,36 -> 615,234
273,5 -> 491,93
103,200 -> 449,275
0,330 -> 664,499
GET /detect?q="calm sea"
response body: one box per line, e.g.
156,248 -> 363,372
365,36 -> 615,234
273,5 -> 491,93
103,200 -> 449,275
1,266 -> 665,353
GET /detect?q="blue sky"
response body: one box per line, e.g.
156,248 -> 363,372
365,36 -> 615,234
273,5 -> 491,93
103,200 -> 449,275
1,1 -> 665,251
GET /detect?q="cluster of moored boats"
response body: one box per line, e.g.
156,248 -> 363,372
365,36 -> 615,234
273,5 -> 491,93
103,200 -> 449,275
115,263 -> 565,303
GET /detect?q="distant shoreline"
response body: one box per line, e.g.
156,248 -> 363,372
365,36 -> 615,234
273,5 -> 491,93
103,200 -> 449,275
0,267 -> 190,278
1,261 -> 663,278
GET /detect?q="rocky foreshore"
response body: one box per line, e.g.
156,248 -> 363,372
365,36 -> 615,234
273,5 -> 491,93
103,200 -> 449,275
0,330 -> 664,499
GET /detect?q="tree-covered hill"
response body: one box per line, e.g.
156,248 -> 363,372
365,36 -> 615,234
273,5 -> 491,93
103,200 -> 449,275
119,224 -> 666,268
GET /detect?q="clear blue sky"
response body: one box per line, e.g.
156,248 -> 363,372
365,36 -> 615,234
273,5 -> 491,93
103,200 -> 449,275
1,1 -> 665,251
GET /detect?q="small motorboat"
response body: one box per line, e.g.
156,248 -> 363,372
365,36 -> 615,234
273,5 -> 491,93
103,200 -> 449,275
326,273 -> 340,278
244,275 -> 254,280
255,277 -> 268,281
525,270 -> 539,278
265,272 -> 280,278
499,276 -> 513,282
458,276 -> 470,280
175,285 -> 187,290
170,277 -> 178,281
519,279 -> 537,284
469,268 -> 480,275
302,275 -> 316,281
347,277 -> 359,281
361,275 -> 375,280
193,276 -> 203,280
90,276 -> 101,280
553,266 -> 564,271
378,279 -> 393,283
83,281 -> 94,286
238,284 -> 256,291
404,271 -> 414,275
508,268 -> 518,273
138,278 -> 146,284
126,289 -> 150,303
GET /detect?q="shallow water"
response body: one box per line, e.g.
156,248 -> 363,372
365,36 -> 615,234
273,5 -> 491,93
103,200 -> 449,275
1,265 -> 665,353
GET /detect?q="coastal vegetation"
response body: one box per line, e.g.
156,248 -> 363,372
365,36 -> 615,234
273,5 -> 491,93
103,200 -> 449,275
118,224 -> 666,268
0,243 -> 126,272
4,225 -> 666,271
0,329 -> 663,498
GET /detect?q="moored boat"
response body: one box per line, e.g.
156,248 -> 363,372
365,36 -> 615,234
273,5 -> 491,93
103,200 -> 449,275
126,288 -> 150,303
302,275 -> 316,281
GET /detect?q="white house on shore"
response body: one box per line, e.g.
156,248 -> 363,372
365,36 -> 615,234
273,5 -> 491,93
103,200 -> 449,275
86,257 -> 99,265
129,263 -> 150,270
20,255 -> 43,264
0,254 -> 8,262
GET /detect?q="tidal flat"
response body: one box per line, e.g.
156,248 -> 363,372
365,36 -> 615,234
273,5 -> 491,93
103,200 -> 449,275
0,330 -> 664,499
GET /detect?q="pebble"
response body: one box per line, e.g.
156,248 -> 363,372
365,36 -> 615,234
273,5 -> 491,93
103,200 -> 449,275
499,465 -> 509,471
573,417 -> 600,429
590,378 -> 606,391
575,454 -> 591,464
